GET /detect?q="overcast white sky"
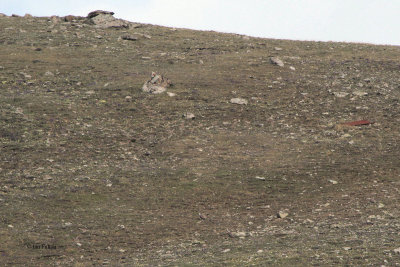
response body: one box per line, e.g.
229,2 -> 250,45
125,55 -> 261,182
1,0 -> 399,45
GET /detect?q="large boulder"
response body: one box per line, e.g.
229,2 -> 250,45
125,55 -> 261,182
87,10 -> 114,18
87,10 -> 129,29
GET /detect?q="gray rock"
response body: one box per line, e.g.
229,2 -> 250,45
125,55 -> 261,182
87,10 -> 114,19
229,231 -> 248,238
90,13 -> 129,29
120,35 -> 138,41
0,13 -> 6,17
44,71 -> 54,77
230,98 -> 248,105
19,72 -> 31,79
394,247 -> 400,254
333,92 -> 349,98
353,90 -> 368,97
270,57 -> 284,67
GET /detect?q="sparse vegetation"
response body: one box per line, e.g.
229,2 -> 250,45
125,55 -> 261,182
1,14 -> 400,266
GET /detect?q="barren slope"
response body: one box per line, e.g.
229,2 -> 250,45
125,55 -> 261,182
1,14 -> 400,266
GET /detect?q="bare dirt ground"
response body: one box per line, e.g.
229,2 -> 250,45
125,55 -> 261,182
1,14 -> 400,266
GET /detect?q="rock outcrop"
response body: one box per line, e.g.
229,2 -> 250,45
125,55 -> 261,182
87,10 -> 129,29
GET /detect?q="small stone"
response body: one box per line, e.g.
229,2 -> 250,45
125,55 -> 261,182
76,242 -> 82,247
333,92 -> 349,98
20,72 -> 31,79
8,225 -> 14,228
125,96 -> 132,101
222,249 -> 231,253
378,203 -> 385,208
255,176 -> 266,181
44,71 -> 54,77
199,213 -> 207,220
277,211 -> 289,219
230,98 -> 248,105
50,16 -> 61,24
270,57 -> 284,67
86,90 -> 95,95
343,247 -> 352,251
63,15 -> 78,22
232,232 -> 247,238
119,249 -> 126,253
353,91 -> 368,97
289,66 -> 296,71
329,180 -> 338,185
394,247 -> 400,254
121,35 -> 138,41
167,92 -> 176,97
274,47 -> 283,51
15,107 -> 24,115
257,249 -> 264,253
183,112 -> 195,120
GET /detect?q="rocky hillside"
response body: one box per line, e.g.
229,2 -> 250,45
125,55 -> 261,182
1,11 -> 400,266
